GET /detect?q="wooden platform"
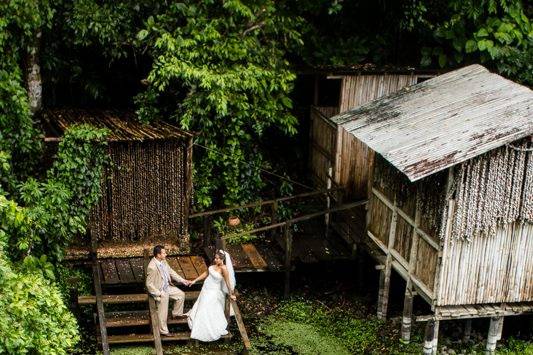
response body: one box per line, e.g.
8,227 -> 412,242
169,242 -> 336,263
65,241 -> 186,260
97,255 -> 207,285
416,302 -> 533,321
205,240 -> 284,272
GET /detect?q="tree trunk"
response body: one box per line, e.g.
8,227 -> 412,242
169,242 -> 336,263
25,30 -> 42,115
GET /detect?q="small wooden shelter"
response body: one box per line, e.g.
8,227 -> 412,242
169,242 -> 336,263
44,109 -> 194,257
329,65 -> 533,354
306,66 -> 438,247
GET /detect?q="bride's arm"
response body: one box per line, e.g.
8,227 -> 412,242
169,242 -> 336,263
190,270 -> 208,285
221,266 -> 236,300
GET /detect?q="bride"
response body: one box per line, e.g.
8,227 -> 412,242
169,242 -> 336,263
186,250 -> 237,342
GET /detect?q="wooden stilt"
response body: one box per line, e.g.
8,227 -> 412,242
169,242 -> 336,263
324,166 -> 332,239
423,319 -> 439,355
486,316 -> 504,354
376,263 -> 391,319
284,223 -> 293,297
401,283 -> 414,342
463,319 -> 472,342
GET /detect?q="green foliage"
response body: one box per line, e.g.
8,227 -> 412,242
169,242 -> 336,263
258,299 -> 387,354
213,217 -> 257,245
0,195 -> 79,354
136,1 -> 301,208
16,124 -> 109,261
422,0 -> 532,85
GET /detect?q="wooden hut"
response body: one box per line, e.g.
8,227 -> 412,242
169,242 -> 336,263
44,109 -> 194,258
306,66 -> 438,247
329,65 -> 533,354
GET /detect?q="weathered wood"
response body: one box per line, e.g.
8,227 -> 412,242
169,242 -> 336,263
377,198 -> 397,319
464,319 -> 472,341
144,250 -> 163,355
401,284 -> 415,342
230,299 -> 252,350
190,255 -> 208,275
91,252 -> 110,355
423,319 -> 439,355
115,259 -> 136,283
177,256 -> 198,280
241,244 -> 268,269
284,223 -> 293,297
486,316 -> 504,354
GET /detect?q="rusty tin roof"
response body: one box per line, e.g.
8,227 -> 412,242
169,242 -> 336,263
331,65 -> 533,181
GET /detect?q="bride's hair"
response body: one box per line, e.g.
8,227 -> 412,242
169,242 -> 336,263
213,250 -> 226,264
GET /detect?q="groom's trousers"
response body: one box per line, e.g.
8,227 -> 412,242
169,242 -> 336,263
158,286 -> 185,334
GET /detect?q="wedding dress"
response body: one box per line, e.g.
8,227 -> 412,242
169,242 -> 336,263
187,251 -> 236,342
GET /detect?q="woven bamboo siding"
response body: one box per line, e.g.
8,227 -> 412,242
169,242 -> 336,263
89,140 -> 189,248
339,74 -> 417,112
438,222 -> 533,305
309,107 -> 338,186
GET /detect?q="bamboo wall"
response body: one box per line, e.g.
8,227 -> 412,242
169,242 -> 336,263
339,74 -> 418,112
367,156 -> 445,300
437,222 -> 533,305
88,139 -> 190,250
309,106 -> 338,186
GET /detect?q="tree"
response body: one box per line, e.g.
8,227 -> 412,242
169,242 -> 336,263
136,1 -> 302,208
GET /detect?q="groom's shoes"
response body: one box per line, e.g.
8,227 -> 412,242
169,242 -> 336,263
160,332 -> 174,337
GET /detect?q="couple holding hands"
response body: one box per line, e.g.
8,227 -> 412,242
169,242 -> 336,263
146,245 -> 237,342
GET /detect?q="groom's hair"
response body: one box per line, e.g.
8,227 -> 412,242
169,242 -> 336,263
153,245 -> 165,257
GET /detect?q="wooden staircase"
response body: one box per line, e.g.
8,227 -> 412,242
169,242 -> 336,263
80,250 -> 249,355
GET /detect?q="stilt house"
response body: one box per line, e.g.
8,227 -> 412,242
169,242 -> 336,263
329,65 -> 533,354
306,66 -> 437,246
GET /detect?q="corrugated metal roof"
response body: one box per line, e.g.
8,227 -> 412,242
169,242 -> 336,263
331,65 -> 533,181
43,109 -> 193,141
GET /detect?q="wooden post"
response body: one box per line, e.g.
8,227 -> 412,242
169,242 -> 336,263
377,199 -> 397,319
144,249 -> 163,355
90,234 -> 109,355
401,283 -> 414,342
486,316 -> 504,354
324,166 -> 332,239
463,319 -> 472,341
230,299 -> 252,351
284,223 -> 293,297
423,319 -> 439,355
203,214 -> 212,249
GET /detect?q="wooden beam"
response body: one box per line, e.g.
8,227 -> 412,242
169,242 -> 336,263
284,223 -> 293,297
143,250 -> 163,355
486,316 -> 504,354
189,187 -> 345,218
230,299 -> 252,350
401,284 -> 415,342
377,200 -> 397,320
423,320 -> 439,355
92,255 -> 110,355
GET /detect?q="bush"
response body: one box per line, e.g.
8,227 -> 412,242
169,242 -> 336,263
0,258 -> 80,354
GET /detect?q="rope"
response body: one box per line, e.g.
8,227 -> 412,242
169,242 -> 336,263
193,141 -> 315,191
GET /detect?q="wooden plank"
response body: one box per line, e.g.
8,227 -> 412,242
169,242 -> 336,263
129,258 -> 145,282
226,244 -> 254,270
167,257 -> 184,277
242,243 -> 268,269
115,259 -> 136,283
190,255 -> 208,275
100,259 -> 120,284
230,299 -> 251,350
92,253 -> 109,355
177,256 -> 198,280
143,250 -> 163,355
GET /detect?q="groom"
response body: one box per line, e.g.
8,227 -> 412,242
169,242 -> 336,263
146,245 -> 191,336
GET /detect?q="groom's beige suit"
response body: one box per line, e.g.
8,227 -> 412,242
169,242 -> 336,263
145,257 -> 186,334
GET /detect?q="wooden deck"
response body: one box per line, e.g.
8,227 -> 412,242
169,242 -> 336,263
97,255 -> 207,285
416,302 -> 533,321
205,240 -> 284,272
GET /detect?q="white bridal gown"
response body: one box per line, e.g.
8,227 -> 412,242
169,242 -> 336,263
187,265 -> 232,342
